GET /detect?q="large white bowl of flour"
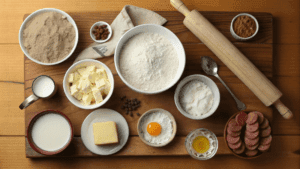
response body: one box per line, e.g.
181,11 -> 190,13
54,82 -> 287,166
114,24 -> 186,94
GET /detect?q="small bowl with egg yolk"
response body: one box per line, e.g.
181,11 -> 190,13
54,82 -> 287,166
137,108 -> 177,147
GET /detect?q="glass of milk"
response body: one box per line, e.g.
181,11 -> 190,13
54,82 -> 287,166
19,75 -> 57,109
27,110 -> 73,155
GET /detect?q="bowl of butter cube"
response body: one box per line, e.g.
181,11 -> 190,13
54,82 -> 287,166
63,59 -> 114,109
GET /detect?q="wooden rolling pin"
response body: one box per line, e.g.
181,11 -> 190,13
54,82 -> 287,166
170,0 -> 293,119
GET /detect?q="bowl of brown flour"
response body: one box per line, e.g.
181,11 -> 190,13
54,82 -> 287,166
19,8 -> 79,65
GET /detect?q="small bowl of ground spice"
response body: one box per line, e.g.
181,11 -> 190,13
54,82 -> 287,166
90,21 -> 112,43
230,13 -> 259,41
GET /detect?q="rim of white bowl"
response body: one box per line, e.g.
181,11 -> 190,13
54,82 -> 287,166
63,59 -> 114,110
114,24 -> 186,95
19,8 -> 79,66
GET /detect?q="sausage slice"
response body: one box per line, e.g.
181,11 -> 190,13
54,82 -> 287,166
245,142 -> 259,150
253,111 -> 265,124
260,118 -> 269,129
245,130 -> 259,139
233,143 -> 245,154
235,111 -> 248,126
245,149 -> 258,157
260,135 -> 272,145
260,126 -> 272,137
228,140 -> 242,150
246,112 -> 258,125
258,143 -> 271,152
246,122 -> 259,132
227,127 -> 241,137
245,136 -> 259,147
227,135 -> 240,144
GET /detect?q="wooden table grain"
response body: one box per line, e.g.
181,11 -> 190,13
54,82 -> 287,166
0,0 -> 299,168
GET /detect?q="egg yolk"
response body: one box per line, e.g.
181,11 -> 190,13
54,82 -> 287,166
192,136 -> 210,154
147,122 -> 162,136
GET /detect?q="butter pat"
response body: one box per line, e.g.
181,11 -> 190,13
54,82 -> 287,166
92,87 -> 103,104
93,121 -> 119,145
82,92 -> 93,105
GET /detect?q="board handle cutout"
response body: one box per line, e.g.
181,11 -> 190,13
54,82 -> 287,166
274,100 -> 293,119
170,0 -> 190,16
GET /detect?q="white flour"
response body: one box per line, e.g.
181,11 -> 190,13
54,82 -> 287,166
119,33 -> 179,92
179,80 -> 214,117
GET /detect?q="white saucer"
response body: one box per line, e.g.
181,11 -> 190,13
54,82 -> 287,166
81,108 -> 129,155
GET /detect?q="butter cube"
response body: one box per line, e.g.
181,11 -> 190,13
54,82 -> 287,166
88,72 -> 100,84
70,84 -> 78,95
82,92 -> 93,105
86,65 -> 96,72
96,68 -> 108,79
79,78 -> 91,93
92,87 -> 103,104
73,91 -> 83,100
100,79 -> 111,95
95,79 -> 106,88
68,73 -> 75,83
93,121 -> 119,145
77,68 -> 87,76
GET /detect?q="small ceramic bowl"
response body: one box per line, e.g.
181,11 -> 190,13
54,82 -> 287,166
19,8 -> 79,66
90,21 -> 112,43
137,108 -> 177,147
114,24 -> 186,95
224,111 -> 267,159
230,13 -> 259,41
174,74 -> 220,120
27,110 -> 73,155
63,59 -> 114,109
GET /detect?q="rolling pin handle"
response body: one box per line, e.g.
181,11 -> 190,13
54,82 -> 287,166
170,0 -> 190,16
274,100 -> 293,119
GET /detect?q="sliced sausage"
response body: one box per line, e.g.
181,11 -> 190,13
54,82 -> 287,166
260,126 -> 272,137
227,127 -> 241,137
233,143 -> 245,154
228,140 -> 242,150
253,111 -> 265,124
260,135 -> 272,145
245,136 -> 259,147
245,149 -> 258,157
227,135 -> 240,144
246,112 -> 258,125
258,143 -> 271,152
245,130 -> 259,140
235,111 -> 248,126
260,118 -> 269,129
245,142 -> 259,150
246,122 -> 259,132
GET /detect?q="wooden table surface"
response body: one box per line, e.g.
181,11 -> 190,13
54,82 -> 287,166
0,0 -> 299,168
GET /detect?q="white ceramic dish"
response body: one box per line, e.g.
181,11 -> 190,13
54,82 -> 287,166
230,13 -> 259,41
19,8 -> 79,66
137,108 -> 177,147
174,74 -> 220,120
114,24 -> 186,95
81,109 -> 129,155
63,59 -> 114,110
90,21 -> 112,43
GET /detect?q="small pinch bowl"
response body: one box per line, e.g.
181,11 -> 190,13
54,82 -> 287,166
230,13 -> 259,41
63,59 -> 114,110
90,21 -> 113,43
174,74 -> 220,120
27,110 -> 74,155
224,112 -> 264,159
19,8 -> 79,66
137,108 -> 177,147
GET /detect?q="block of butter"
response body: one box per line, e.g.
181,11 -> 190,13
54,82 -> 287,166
93,121 -> 119,145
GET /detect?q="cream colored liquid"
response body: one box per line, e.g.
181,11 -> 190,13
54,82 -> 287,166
31,113 -> 71,152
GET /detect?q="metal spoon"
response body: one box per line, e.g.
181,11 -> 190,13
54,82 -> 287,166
201,56 -> 246,111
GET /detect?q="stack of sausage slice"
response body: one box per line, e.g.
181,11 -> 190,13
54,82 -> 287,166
226,111 -> 272,157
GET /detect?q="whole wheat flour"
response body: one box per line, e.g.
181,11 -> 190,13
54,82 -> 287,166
119,33 -> 179,92
23,11 -> 75,63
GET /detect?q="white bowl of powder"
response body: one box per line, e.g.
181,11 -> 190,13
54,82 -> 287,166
174,75 -> 220,120
114,24 -> 186,94
19,8 -> 79,66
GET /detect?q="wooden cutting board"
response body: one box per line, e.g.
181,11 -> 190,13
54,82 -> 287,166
24,11 -> 273,158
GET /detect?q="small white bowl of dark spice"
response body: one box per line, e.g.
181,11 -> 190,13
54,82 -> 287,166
174,75 -> 220,120
90,21 -> 112,43
230,13 -> 259,41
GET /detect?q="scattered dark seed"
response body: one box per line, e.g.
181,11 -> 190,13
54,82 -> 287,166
121,105 -> 125,109
136,113 -> 141,116
126,110 -> 129,115
130,112 -> 133,117
126,107 -> 129,111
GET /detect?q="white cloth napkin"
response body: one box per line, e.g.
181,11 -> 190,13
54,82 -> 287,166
74,5 -> 167,62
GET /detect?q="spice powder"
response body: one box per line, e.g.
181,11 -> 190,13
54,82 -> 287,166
233,15 -> 257,38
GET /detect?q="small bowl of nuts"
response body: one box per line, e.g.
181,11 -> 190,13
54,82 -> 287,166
90,21 -> 112,43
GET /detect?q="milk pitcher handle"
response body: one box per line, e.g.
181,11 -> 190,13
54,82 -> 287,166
19,94 -> 39,110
